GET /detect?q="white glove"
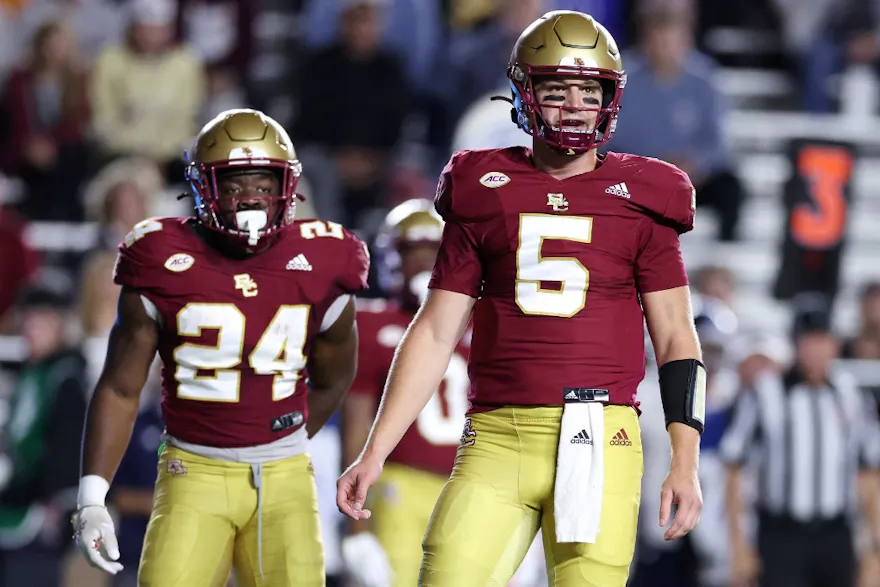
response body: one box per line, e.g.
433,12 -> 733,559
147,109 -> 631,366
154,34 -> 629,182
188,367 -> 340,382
341,532 -> 394,587
73,505 -> 124,575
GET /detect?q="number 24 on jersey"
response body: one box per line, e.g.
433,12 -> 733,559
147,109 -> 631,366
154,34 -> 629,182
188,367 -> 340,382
174,304 -> 309,403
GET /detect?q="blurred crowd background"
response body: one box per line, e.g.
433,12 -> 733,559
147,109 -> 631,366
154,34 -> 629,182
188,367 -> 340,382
0,0 -> 879,585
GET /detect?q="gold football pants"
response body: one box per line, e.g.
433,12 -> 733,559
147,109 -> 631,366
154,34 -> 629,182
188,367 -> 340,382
420,405 -> 643,587
368,463 -> 448,587
137,445 -> 324,587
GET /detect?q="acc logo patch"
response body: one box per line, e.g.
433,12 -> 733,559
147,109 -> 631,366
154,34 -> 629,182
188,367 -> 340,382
479,172 -> 511,189
164,253 -> 194,272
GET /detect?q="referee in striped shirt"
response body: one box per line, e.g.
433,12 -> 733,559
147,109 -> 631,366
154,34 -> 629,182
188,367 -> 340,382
721,300 -> 880,587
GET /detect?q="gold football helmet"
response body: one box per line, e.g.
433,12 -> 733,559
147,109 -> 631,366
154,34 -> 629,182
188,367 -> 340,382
185,109 -> 303,250
506,10 -> 626,152
374,199 -> 444,296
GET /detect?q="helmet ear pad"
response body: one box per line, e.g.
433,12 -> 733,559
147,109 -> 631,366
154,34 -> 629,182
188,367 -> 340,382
511,81 -> 532,131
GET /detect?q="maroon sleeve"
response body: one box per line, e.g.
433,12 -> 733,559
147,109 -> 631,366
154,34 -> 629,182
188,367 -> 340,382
429,221 -> 483,298
112,218 -> 169,296
634,218 -> 689,294
339,230 -> 370,295
663,167 -> 697,234
429,152 -> 484,297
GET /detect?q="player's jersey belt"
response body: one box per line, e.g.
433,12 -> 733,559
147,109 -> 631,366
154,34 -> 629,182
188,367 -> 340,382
165,427 -> 309,578
469,402 -> 636,415
166,426 -> 308,463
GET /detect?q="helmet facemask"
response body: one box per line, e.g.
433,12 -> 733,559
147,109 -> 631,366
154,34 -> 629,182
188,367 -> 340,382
508,63 -> 626,153
186,155 -> 302,251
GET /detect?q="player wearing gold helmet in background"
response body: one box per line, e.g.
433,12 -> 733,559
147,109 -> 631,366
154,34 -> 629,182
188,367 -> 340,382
340,200 -> 470,587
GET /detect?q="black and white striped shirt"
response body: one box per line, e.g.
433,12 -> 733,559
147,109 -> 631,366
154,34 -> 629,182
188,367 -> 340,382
720,369 -> 880,522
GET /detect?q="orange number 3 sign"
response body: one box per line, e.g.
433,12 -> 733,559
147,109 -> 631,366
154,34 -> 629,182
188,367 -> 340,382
790,145 -> 854,249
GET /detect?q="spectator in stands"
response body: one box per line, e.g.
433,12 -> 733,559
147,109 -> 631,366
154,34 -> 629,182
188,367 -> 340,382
722,295 -> 880,587
789,0 -> 880,113
294,0 -> 411,228
694,265 -> 736,307
0,20 -> 91,221
843,281 -> 880,360
0,181 -> 40,332
301,0 -> 443,97
0,283 -> 87,587
78,157 -> 161,390
91,0 -> 206,183
176,0 -> 254,124
12,0 -> 126,73
177,0 -> 255,84
447,0 -> 494,31
81,156 -> 162,253
610,0 -> 746,241
445,0 -> 546,124
79,251 -> 119,387
0,3 -> 19,85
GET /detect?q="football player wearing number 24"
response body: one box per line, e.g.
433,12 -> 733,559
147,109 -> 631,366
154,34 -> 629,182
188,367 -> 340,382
72,109 -> 370,586
338,10 -> 705,587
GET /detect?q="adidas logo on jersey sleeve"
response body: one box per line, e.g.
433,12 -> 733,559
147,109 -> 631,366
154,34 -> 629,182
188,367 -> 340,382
570,430 -> 593,445
604,182 -> 631,199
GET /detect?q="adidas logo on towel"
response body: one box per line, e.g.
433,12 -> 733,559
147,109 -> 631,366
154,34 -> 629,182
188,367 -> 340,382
571,430 -> 593,445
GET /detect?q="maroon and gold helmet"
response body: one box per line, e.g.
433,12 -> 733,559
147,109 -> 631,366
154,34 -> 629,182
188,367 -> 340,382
185,109 -> 302,251
374,199 -> 444,296
507,11 -> 626,153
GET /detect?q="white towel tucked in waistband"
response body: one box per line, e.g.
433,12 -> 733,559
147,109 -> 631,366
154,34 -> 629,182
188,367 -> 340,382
554,401 -> 605,543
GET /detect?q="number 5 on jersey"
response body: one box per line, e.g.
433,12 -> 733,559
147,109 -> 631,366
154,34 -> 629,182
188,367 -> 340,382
174,303 -> 309,402
515,214 -> 593,318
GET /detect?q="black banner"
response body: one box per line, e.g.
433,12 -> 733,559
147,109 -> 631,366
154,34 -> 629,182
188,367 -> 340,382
772,139 -> 856,309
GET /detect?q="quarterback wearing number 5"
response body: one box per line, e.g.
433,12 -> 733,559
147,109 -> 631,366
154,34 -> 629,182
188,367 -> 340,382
338,10 -> 705,587
73,109 -> 369,586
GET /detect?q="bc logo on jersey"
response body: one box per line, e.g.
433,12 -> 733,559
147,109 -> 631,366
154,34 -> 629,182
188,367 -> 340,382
234,273 -> 259,297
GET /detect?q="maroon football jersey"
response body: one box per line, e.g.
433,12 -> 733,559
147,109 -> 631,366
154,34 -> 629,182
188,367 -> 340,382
429,147 -> 694,411
114,217 -> 369,447
351,299 -> 471,475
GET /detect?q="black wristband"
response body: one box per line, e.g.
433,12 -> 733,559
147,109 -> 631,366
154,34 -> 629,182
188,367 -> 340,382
659,358 -> 707,434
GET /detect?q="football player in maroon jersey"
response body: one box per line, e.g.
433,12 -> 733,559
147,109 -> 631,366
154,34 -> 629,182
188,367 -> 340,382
338,11 -> 705,587
71,109 -> 370,586
339,199 -> 470,587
